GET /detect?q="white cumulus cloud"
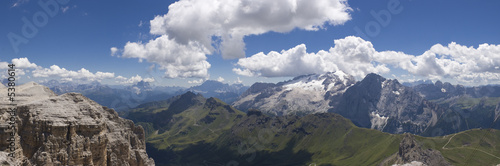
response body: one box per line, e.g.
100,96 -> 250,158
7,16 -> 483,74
217,76 -> 225,82
0,61 -> 9,70
151,0 -> 352,59
235,77 -> 243,84
188,79 -> 204,84
110,47 -> 119,56
121,35 -> 211,78
115,75 -> 155,85
113,0 -> 352,79
233,36 -> 390,78
12,57 -> 38,69
32,65 -> 115,82
234,36 -> 500,85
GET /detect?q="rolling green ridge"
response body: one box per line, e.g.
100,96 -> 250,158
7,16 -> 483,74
124,92 -> 500,166
417,129 -> 500,166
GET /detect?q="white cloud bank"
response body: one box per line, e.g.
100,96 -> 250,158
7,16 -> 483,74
217,76 -> 225,82
188,79 -> 204,84
113,0 -> 353,78
32,65 -> 115,82
115,75 -> 155,85
233,36 -> 390,78
0,57 -> 154,85
233,36 -> 500,85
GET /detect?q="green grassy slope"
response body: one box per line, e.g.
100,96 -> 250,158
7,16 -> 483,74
417,129 -> 500,166
125,93 -> 500,166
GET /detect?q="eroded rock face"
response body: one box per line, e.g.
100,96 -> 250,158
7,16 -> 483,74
332,73 -> 444,134
0,82 -> 154,165
394,134 -> 450,166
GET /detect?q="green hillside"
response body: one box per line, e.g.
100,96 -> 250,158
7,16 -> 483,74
417,129 -> 500,166
125,93 -> 500,166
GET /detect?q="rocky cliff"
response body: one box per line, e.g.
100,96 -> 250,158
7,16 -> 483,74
0,82 -> 154,165
381,133 -> 450,166
331,73 -> 444,134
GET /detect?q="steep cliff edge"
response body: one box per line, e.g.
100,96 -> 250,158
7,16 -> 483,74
0,82 -> 154,165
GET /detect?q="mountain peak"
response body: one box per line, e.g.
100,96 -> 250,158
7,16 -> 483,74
182,91 -> 198,98
394,133 -> 451,165
363,73 -> 386,82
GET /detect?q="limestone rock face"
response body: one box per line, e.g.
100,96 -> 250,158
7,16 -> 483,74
332,73 -> 444,134
0,82 -> 154,165
394,134 -> 450,166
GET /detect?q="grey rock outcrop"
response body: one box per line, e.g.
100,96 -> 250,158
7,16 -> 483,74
0,82 -> 154,165
393,134 -> 450,166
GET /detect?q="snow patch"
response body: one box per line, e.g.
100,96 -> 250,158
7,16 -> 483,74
334,70 -> 346,83
392,91 -> 400,95
382,80 -> 389,88
284,78 -> 326,91
370,112 -> 389,130
441,88 -> 446,93
327,82 -> 336,91
214,90 -> 227,93
392,161 -> 426,166
132,87 -> 141,95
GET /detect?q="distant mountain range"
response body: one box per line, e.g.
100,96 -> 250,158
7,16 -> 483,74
401,79 -> 434,87
412,81 -> 500,136
180,80 -> 249,104
39,79 -> 248,112
40,80 -> 181,112
122,91 -> 500,166
233,72 -> 500,136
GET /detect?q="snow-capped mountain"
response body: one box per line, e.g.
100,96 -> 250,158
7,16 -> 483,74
233,71 -> 355,116
234,72 -> 452,135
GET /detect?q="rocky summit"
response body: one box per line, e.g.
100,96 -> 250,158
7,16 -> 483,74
0,82 -> 154,165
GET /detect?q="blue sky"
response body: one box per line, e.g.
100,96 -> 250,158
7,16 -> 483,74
1,0 -> 500,87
